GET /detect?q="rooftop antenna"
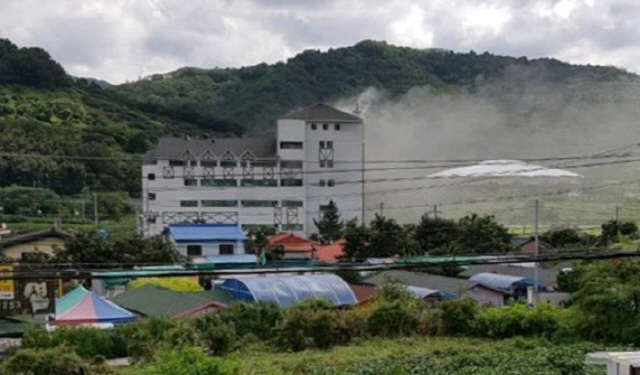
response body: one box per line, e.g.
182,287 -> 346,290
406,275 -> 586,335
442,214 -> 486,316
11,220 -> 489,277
354,102 -> 362,115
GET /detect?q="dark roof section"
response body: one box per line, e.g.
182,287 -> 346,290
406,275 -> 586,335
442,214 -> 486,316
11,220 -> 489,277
151,136 -> 277,160
458,263 -> 569,286
281,103 -> 362,123
112,284 -> 231,318
0,229 -> 72,249
362,270 -> 467,294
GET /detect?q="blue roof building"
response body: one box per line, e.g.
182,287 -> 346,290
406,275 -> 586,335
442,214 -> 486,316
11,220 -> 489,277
167,224 -> 246,259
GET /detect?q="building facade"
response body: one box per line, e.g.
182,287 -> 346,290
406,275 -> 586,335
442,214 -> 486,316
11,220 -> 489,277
141,104 -> 364,237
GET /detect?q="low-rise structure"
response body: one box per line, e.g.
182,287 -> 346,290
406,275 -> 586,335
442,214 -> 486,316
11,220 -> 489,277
0,228 -> 71,260
166,223 -> 246,258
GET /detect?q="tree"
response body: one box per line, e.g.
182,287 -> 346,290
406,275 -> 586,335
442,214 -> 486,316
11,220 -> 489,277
341,218 -> 369,260
414,215 -> 458,254
53,232 -> 178,265
313,200 -> 344,244
571,260 -> 640,344
601,220 -> 639,246
367,215 -> 407,257
244,226 -> 284,261
540,227 -> 582,248
453,214 -> 511,254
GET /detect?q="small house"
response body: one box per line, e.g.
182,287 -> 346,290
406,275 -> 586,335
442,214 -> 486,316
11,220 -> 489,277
467,272 -> 548,306
167,223 -> 246,258
0,228 -> 71,260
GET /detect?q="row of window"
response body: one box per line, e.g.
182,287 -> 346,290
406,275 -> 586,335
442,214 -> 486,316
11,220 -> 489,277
165,160 -> 278,168
241,224 -> 304,232
311,123 -> 341,131
186,243 -> 235,257
183,178 -> 280,187
178,200 -> 304,208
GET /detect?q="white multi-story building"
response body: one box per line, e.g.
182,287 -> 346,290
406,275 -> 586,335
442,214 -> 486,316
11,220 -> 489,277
141,104 -> 364,237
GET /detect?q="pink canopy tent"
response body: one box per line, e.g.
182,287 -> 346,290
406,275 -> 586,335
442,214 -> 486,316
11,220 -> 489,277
55,290 -> 136,325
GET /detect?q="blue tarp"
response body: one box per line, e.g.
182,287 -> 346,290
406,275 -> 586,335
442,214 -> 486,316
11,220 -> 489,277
221,274 -> 358,308
168,224 -> 246,242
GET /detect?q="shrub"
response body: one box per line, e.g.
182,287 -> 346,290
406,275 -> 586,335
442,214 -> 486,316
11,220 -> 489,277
437,298 -> 479,336
473,303 -> 561,339
367,300 -> 419,338
0,347 -> 111,375
202,322 -> 237,356
130,347 -> 226,375
22,325 -> 125,359
164,320 -> 201,348
129,277 -> 203,292
275,298 -> 347,351
215,301 -> 282,340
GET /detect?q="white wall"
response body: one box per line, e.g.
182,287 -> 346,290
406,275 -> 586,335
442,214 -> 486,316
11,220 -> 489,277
173,241 -> 245,257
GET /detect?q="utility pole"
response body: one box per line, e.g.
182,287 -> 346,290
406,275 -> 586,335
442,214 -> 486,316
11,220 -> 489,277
379,202 -> 384,217
615,205 -> 621,240
533,199 -> 540,307
432,204 -> 441,219
93,193 -> 98,226
81,199 -> 85,221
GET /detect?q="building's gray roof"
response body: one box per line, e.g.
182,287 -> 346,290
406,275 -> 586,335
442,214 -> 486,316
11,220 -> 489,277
281,103 -> 362,123
362,270 -> 467,294
0,228 -> 72,249
151,137 -> 277,160
459,263 -> 568,286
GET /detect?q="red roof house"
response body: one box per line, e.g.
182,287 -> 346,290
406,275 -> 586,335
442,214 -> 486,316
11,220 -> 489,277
268,233 -> 321,259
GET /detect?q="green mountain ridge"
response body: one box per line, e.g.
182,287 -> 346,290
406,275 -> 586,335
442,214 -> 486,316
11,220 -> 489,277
0,38 -> 636,200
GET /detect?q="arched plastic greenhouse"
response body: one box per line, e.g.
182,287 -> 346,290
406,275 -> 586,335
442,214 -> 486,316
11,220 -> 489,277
220,274 -> 358,308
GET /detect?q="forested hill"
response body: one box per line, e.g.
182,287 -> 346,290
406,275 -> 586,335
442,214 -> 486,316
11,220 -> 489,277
0,38 -> 636,199
109,40 -> 635,135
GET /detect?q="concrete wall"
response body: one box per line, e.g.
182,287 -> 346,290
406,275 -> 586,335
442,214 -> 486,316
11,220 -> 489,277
1,237 -> 65,260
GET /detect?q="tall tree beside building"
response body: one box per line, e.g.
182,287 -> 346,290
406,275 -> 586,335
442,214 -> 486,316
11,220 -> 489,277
453,214 -> 512,254
367,214 -> 407,257
342,219 -> 369,260
313,200 -> 344,244
414,215 -> 459,254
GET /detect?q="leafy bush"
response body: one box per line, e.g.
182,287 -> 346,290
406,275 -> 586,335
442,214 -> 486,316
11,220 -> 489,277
276,298 -> 348,351
22,325 -> 125,359
214,301 -> 282,340
202,321 -> 237,356
472,303 -> 562,339
127,347 -> 227,375
0,347 -> 111,375
367,300 -> 418,338
437,298 -> 479,336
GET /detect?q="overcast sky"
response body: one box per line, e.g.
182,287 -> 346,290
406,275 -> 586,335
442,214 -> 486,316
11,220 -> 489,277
1,0 -> 638,83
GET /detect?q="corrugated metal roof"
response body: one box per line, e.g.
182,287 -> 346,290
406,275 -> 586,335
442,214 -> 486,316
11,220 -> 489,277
468,272 -> 525,291
363,270 -> 466,295
151,137 -> 277,160
281,103 -> 362,123
168,224 -> 246,242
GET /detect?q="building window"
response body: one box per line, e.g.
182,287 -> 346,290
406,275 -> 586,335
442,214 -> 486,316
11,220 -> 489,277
319,179 -> 326,187
147,173 -> 156,181
242,200 -> 278,208
281,160 -> 303,169
201,200 -> 238,207
189,160 -> 198,167
201,160 -> 217,168
169,160 -> 185,167
335,124 -> 341,131
281,179 -> 303,187
280,142 -> 303,149
220,160 -> 237,167
184,178 -> 198,186
328,179 -> 335,187
241,179 -> 277,187
326,141 -> 333,149
202,179 -> 238,187
319,141 -> 333,150
147,216 -> 157,224
282,224 -> 303,231
180,200 -> 198,207
219,244 -> 235,255
148,193 -> 156,200
187,245 -> 202,257
311,123 -> 317,130
322,123 -> 328,130
319,204 -> 331,213
282,200 -> 303,208
242,224 -> 278,232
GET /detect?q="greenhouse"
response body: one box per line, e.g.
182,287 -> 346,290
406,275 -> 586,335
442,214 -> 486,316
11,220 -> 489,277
220,274 -> 358,308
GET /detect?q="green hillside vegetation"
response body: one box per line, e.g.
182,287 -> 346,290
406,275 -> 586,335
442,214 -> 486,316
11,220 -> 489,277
110,40 -> 634,135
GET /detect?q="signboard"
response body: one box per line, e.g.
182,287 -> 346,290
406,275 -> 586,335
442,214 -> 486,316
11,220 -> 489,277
0,265 -> 14,300
0,266 -> 55,317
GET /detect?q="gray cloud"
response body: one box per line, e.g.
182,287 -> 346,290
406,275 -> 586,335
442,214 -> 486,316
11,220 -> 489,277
0,0 -> 639,82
